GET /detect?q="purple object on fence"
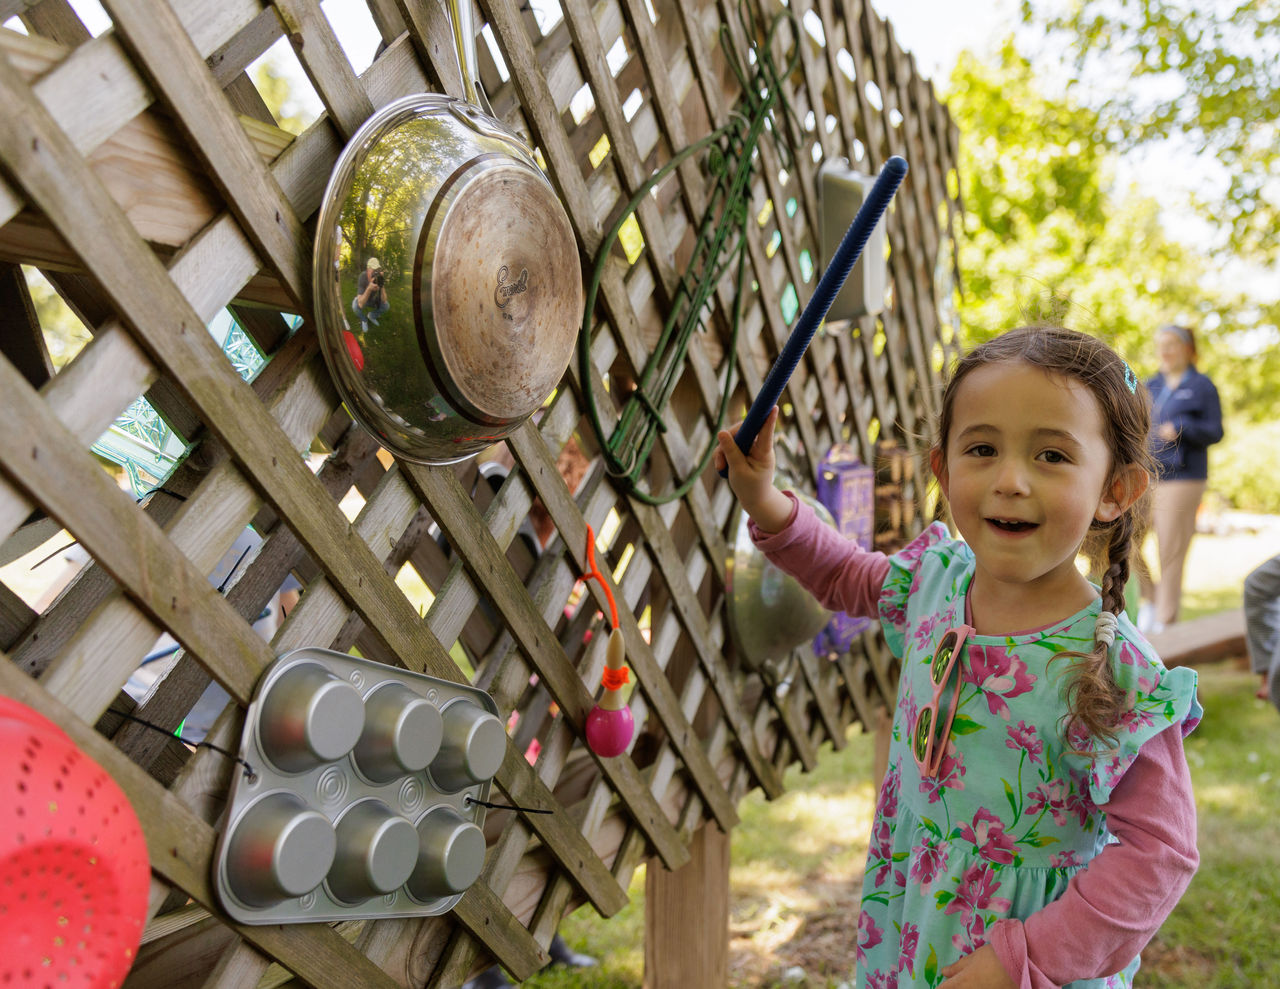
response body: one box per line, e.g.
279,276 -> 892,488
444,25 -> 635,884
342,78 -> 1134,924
720,155 -> 907,476
813,447 -> 875,654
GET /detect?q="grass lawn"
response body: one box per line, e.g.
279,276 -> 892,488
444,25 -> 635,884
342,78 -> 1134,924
520,524 -> 1280,988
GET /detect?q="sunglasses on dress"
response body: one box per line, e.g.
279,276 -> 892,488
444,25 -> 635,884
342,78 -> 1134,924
910,624 -> 974,777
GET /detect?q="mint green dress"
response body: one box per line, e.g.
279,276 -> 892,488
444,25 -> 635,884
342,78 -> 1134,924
857,523 -> 1202,988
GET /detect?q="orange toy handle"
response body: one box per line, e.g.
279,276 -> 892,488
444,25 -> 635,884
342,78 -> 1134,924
582,524 -> 619,629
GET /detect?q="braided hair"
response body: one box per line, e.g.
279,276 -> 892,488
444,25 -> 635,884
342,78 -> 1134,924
934,326 -> 1154,752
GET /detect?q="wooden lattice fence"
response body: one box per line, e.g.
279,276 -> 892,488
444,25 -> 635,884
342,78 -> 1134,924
0,0 -> 959,985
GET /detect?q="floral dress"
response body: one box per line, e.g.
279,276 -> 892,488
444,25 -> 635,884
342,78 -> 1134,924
857,523 -> 1202,988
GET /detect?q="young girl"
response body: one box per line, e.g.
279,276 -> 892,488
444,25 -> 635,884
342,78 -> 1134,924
715,327 -> 1201,988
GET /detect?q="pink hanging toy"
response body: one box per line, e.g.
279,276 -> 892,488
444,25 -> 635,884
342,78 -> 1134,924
580,526 -> 635,757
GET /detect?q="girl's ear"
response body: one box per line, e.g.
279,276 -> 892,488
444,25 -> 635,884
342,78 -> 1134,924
1096,464 -> 1150,523
929,446 -> 949,499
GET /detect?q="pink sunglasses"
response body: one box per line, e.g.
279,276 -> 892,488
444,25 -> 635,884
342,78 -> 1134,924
910,624 -> 973,776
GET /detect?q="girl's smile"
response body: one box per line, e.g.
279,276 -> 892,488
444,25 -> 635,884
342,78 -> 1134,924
931,360 -> 1132,628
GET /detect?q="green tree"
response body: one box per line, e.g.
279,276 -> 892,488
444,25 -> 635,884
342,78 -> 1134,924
1022,0 -> 1280,265
945,41 -> 1217,362
252,57 -> 313,136
944,39 -> 1280,511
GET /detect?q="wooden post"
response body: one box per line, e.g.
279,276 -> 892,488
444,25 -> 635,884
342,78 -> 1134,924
644,820 -> 730,989
873,704 -> 892,790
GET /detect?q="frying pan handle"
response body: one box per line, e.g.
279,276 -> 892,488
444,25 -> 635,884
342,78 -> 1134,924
719,155 -> 908,477
443,0 -> 487,111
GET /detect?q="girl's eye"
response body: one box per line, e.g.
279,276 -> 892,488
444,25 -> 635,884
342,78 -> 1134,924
1038,450 -> 1068,464
965,444 -> 996,457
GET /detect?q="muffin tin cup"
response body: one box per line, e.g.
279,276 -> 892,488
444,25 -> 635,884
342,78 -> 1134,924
429,698 -> 507,793
257,662 -> 367,773
223,791 -> 337,907
213,649 -> 503,924
353,683 -> 444,783
327,799 -> 421,903
407,805 -> 486,900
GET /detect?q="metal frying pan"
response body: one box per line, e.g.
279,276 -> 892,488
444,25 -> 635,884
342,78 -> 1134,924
312,1 -> 583,464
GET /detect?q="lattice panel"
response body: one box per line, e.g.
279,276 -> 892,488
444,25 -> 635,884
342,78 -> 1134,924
0,0 -> 958,985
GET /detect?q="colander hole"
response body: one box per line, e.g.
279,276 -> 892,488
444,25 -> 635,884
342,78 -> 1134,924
31,735 -> 42,748
17,781 -> 26,793
19,762 -> 29,774
53,780 -> 62,792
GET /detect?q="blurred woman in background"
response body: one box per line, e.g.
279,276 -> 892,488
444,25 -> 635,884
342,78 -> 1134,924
1138,324 -> 1223,633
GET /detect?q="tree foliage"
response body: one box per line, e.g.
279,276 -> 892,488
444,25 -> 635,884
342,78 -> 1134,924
945,41 -> 1215,361
1022,0 -> 1280,265
942,36 -> 1280,509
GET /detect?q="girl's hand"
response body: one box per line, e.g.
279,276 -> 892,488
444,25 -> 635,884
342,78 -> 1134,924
939,945 -> 1016,989
714,406 -> 792,533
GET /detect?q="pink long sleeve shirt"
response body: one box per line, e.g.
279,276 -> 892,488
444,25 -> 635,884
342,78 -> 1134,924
750,493 -> 1199,988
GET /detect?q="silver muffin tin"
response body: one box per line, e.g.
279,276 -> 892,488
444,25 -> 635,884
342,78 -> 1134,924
213,647 -> 504,924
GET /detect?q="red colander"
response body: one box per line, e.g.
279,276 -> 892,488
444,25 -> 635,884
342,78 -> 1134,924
0,697 -> 151,989
342,329 -> 365,371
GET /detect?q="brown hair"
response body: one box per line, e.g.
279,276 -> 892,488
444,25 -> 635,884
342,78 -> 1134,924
934,325 -> 1154,751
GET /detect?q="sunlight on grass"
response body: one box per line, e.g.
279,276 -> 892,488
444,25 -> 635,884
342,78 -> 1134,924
1142,661 -> 1280,987
1196,782 -> 1256,811
523,867 -> 647,988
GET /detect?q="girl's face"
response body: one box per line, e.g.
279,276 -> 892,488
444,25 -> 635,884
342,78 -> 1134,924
931,361 -> 1131,609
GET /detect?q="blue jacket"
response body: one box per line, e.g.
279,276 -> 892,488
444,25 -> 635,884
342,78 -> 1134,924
1146,367 -> 1223,481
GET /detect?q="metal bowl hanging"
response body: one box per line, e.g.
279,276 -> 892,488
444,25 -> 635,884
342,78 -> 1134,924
312,1 -> 583,464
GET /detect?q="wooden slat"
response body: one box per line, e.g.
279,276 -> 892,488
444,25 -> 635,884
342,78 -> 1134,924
566,329 -> 782,797
795,644 -> 845,750
0,356 -> 276,700
402,460 -> 691,872
272,0 -> 376,139
508,421 -> 739,831
631,496 -> 784,797
19,0 -> 90,46
1148,609 -> 1246,668
0,46 -> 631,930
99,0 -> 311,311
